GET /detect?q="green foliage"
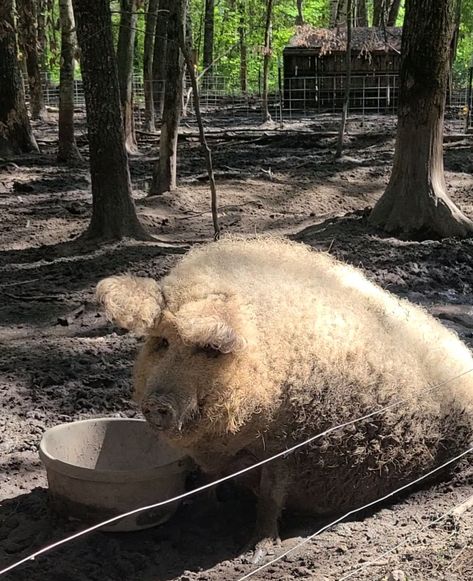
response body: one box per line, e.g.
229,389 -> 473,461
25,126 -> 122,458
455,0 -> 473,84
189,0 -> 329,92
36,0 -> 473,90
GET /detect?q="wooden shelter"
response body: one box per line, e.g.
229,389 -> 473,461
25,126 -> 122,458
283,25 -> 403,112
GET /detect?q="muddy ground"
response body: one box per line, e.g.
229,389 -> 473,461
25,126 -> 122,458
1,111 -> 473,581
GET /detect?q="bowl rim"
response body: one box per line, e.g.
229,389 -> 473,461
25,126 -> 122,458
39,417 -> 189,483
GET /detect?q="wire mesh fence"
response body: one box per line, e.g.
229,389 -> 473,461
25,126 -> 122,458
24,71 -> 472,131
466,71 -> 473,133
283,74 -> 399,116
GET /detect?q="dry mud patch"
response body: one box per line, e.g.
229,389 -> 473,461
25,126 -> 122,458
1,115 -> 473,580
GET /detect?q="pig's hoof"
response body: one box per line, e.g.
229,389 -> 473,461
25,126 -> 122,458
241,536 -> 280,565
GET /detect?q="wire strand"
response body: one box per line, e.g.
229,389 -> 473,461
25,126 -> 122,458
1,366 -> 472,577
337,492 -> 473,580
237,445 -> 473,580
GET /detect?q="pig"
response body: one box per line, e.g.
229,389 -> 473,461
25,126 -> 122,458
97,236 -> 473,562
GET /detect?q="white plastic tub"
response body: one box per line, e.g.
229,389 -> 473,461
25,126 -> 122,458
39,418 -> 190,531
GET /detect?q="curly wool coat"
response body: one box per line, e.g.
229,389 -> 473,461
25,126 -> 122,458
97,237 -> 473,534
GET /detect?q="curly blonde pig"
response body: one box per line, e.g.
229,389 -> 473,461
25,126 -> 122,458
97,236 -> 473,562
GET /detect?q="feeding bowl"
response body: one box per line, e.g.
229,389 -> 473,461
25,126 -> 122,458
39,418 -> 190,532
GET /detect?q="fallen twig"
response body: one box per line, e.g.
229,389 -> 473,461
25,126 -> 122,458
179,13 -> 220,240
0,278 -> 40,289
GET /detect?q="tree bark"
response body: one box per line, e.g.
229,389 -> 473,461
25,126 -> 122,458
152,0 -> 170,120
330,0 -> 338,27
295,0 -> 304,25
387,0 -> 401,26
143,0 -> 159,132
369,0 -> 473,239
261,0 -> 274,123
372,0 -> 385,27
202,0 -> 214,74
17,0 -> 47,120
0,0 -> 38,157
117,0 -> 138,154
238,1 -> 247,93
178,4 -> 219,240
72,0 -> 150,241
150,0 -> 185,195
331,0 -> 347,27
356,0 -> 369,26
336,0 -> 352,158
37,0 -> 49,73
58,0 -> 81,163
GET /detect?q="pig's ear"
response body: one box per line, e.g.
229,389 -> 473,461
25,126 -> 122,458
96,275 -> 163,335
175,296 -> 247,354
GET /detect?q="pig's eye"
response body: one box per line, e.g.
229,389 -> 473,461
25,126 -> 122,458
151,337 -> 169,352
199,345 -> 221,358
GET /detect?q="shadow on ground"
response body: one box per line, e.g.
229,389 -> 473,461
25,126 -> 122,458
0,488 -> 254,581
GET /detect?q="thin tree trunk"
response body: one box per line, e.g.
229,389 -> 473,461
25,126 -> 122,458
0,0 -> 38,157
331,0 -> 347,27
262,0 -> 274,123
178,3 -> 219,240
150,0 -> 185,195
181,12 -> 192,118
17,0 -> 47,120
330,0 -> 339,26
238,1 -> 247,93
117,0 -> 138,154
144,0 -> 159,132
372,0 -> 385,27
357,0 -> 369,26
336,0 -> 352,158
37,0 -> 48,73
203,0 -> 214,75
296,0 -> 304,25
387,0 -> 401,26
447,0 -> 462,106
152,0 -> 170,120
58,0 -> 81,163
72,0 -> 150,241
369,0 -> 473,239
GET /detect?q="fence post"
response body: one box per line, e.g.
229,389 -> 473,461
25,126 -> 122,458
466,65 -> 473,134
278,58 -> 283,125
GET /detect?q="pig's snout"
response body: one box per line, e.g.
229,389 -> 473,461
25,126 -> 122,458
141,395 -> 177,431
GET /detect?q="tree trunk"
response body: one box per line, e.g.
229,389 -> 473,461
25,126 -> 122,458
356,0 -> 369,26
261,0 -> 274,123
202,0 -> 214,75
331,0 -> 347,27
150,0 -> 185,195
336,0 -> 352,158
180,10 -> 192,118
295,0 -> 304,25
178,5 -> 220,240
37,0 -> 48,73
372,0 -> 388,27
330,0 -> 338,26
369,0 -> 473,239
17,0 -> 47,120
58,0 -> 81,163
152,0 -> 170,120
238,1 -> 247,93
387,0 -> 401,26
117,0 -> 138,154
143,0 -> 159,132
0,0 -> 38,157
72,0 -> 150,241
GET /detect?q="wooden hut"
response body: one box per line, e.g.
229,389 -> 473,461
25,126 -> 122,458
283,25 -> 402,113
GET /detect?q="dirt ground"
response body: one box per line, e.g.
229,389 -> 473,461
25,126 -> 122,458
1,112 -> 473,581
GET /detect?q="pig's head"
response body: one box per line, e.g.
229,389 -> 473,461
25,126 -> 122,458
97,275 -> 268,445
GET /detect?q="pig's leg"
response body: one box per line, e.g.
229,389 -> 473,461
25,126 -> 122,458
245,462 -> 290,564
